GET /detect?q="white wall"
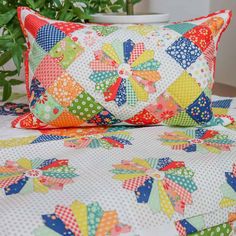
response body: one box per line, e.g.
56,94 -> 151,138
135,0 -> 210,21
210,0 -> 236,87
136,0 -> 236,87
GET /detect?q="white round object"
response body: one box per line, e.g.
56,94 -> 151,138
90,13 -> 170,24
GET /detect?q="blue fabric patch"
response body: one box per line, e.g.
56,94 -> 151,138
212,99 -> 233,109
156,157 -> 172,170
109,136 -> 132,145
166,37 -> 201,69
195,128 -> 206,139
115,79 -> 127,107
179,219 -> 198,234
30,78 -> 46,107
5,177 -> 29,195
31,135 -> 69,144
123,39 -> 135,63
36,24 -> 66,52
38,158 -> 57,169
135,177 -> 153,203
225,172 -> 236,192
88,108 -> 121,125
184,144 -> 197,152
42,214 -> 75,236
186,93 -> 213,124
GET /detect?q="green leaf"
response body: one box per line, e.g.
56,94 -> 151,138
0,51 -> 12,66
9,79 -> 24,85
2,81 -> 12,101
0,9 -> 16,26
12,45 -> 23,75
26,0 -> 36,9
0,70 -> 17,78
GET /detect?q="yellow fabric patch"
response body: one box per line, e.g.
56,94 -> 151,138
158,180 -> 174,218
131,50 -> 154,67
113,173 -> 146,181
167,71 -> 202,108
70,200 -> 88,236
33,178 -> 49,193
128,25 -> 156,36
212,107 -> 228,115
0,136 -> 37,148
132,157 -> 151,169
220,198 -> 236,208
102,43 -> 121,64
17,158 -> 32,170
129,77 -> 148,101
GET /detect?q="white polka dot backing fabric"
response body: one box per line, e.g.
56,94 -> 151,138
0,123 -> 236,236
13,7 -> 232,129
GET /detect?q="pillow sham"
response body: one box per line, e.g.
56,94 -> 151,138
14,7 -> 232,128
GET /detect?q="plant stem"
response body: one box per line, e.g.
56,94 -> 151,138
126,0 -> 134,15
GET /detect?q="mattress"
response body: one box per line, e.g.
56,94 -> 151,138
0,86 -> 236,236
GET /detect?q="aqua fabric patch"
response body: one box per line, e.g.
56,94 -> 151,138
165,22 -> 196,34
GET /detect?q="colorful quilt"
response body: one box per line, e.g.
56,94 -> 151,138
0,89 -> 236,236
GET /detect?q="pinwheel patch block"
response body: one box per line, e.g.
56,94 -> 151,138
0,158 -> 78,196
64,131 -> 133,149
160,128 -> 235,154
89,39 -> 161,107
34,199 -> 132,236
111,157 -> 197,218
220,164 -> 236,208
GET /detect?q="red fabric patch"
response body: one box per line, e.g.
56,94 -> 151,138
53,22 -> 85,35
125,109 -> 160,125
25,14 -> 48,37
184,25 -> 213,52
34,55 -> 64,89
104,77 -> 122,102
11,113 -> 51,129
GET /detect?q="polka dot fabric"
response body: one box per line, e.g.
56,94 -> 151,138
15,7 -> 232,129
1,124 -> 236,236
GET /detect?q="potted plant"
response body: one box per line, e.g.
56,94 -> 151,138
0,0 -> 136,101
90,0 -> 169,24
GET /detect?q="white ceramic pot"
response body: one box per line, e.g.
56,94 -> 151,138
90,13 -> 170,24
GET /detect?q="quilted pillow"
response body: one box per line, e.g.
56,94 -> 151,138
13,7 -> 232,129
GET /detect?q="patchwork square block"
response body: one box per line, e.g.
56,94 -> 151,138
167,71 -> 202,108
34,55 -> 64,88
47,72 -> 84,107
68,92 -> 104,121
15,7 -> 232,128
49,37 -> 84,69
184,25 -> 213,52
166,37 -> 202,69
186,92 -> 213,124
36,24 -> 66,52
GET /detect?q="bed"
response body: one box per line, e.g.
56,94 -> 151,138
0,84 -> 236,236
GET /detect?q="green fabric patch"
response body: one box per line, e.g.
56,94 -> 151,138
164,111 -> 198,127
87,202 -> 104,235
190,223 -> 232,236
32,92 -> 63,123
29,42 -> 47,72
68,91 -> 104,121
